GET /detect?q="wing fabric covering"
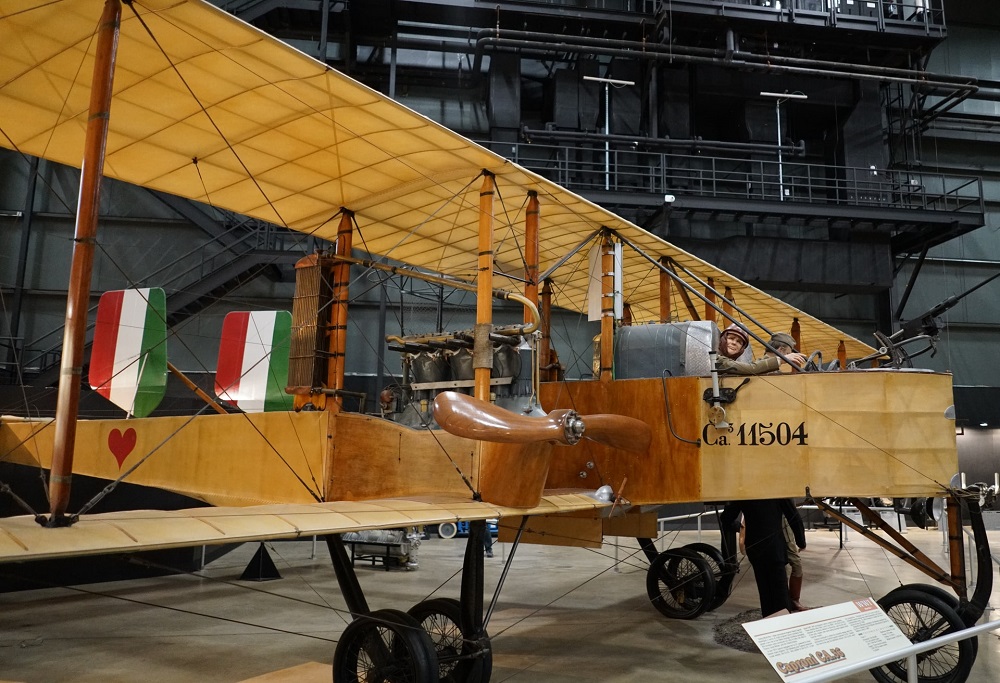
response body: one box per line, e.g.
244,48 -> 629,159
0,0 -> 875,360
89,287 -> 168,417
0,493 -> 611,563
215,310 -> 293,412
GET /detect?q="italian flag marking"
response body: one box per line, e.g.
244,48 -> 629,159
215,310 -> 293,412
89,288 -> 168,418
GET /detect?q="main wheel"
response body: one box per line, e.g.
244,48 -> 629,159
869,588 -> 976,683
682,542 -> 730,610
333,608 -> 438,683
883,584 -> 978,658
646,547 -> 716,620
437,522 -> 458,539
407,598 -> 492,683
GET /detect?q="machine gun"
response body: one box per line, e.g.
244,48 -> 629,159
852,269 -> 1000,368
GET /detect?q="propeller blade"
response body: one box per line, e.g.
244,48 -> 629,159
432,391 -> 651,451
433,391 -> 583,445
581,414 -> 652,452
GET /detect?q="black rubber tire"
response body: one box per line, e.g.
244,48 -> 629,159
333,608 -> 438,683
646,547 -> 716,620
885,583 -> 960,610
682,542 -> 730,611
437,522 -> 458,540
883,584 -> 978,660
910,499 -> 929,529
407,597 -> 492,683
869,588 -> 976,683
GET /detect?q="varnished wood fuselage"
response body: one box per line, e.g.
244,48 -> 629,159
0,370 -> 956,516
540,371 -> 957,505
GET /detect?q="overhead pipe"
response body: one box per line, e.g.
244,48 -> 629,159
478,36 -> 976,97
521,125 -> 806,156
472,28 -> 977,92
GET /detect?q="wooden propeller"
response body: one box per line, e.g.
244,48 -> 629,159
580,413 -> 652,452
432,391 -> 651,452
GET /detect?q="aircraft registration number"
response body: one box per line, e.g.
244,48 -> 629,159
702,421 -> 808,447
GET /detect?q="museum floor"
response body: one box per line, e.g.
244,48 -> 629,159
2,526 -> 998,683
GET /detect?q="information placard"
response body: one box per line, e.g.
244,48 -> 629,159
742,598 -> 911,680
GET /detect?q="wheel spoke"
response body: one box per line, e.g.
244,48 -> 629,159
871,587 -> 975,683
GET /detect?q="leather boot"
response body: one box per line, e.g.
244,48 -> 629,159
789,574 -> 808,611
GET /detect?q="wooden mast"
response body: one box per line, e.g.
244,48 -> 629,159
48,0 -> 122,525
474,172 -> 495,401
328,210 -> 354,410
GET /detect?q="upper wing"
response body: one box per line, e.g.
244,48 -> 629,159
0,0 -> 874,359
0,491 -> 609,563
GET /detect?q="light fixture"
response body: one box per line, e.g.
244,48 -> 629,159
759,91 -> 810,100
759,91 -> 808,202
980,422 -> 988,427
584,75 -> 635,191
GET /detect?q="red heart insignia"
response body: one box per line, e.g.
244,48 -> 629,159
108,428 -> 137,469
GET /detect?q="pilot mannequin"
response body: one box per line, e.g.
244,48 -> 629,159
716,327 -> 806,375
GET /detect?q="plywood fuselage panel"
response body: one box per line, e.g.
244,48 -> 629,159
540,371 -> 957,503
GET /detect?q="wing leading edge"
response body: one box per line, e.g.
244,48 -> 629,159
0,0 -> 875,359
0,492 -> 610,563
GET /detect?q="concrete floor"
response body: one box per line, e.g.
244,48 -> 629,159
2,526 -> 999,683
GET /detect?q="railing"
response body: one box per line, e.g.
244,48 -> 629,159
796,619 -> 1000,683
503,0 -> 657,11
510,142 -> 983,215
652,0 -> 945,32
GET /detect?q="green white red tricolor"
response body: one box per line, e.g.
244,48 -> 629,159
89,288 -> 168,418
215,311 -> 293,412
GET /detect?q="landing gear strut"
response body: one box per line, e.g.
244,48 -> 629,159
327,527 -> 493,683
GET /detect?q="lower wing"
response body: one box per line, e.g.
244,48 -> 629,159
0,492 -> 610,563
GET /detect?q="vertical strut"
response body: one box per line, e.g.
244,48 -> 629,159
539,280 -> 554,381
525,191 -> 540,396
328,211 -> 353,410
599,234 -> 615,382
474,173 -> 495,401
49,0 -> 122,524
461,520 -> 487,639
524,191 -> 539,323
325,534 -> 370,618
946,495 -> 968,599
704,278 -> 716,322
659,257 -> 672,323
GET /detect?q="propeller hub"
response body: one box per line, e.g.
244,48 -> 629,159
562,411 -> 585,444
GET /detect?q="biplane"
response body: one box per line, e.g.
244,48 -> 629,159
0,1 -> 993,682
